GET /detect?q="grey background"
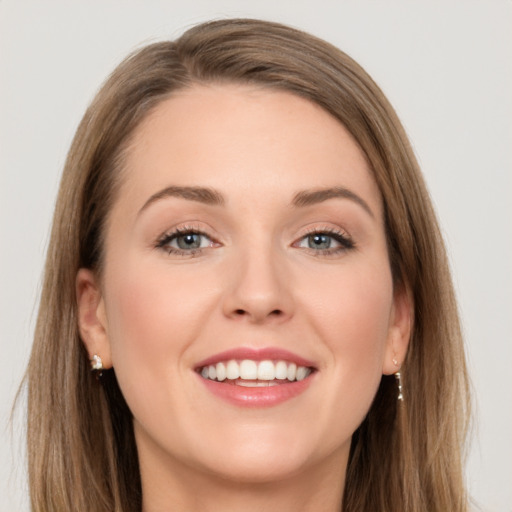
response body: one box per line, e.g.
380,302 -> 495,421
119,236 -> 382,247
1,1 -> 511,510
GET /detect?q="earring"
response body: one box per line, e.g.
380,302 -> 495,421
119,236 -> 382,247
394,371 -> 403,401
90,354 -> 103,372
393,357 -> 403,401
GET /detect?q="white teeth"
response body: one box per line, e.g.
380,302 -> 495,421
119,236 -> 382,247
226,360 -> 240,380
215,362 -> 226,381
199,359 -> 312,383
257,360 -> 275,380
296,366 -> 310,381
236,380 -> 279,387
239,359 -> 258,379
275,361 -> 288,380
287,363 -> 297,381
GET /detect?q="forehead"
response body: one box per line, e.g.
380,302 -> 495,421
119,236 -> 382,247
117,83 -> 382,215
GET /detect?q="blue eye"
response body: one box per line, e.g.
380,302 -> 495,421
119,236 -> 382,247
157,229 -> 214,255
305,233 -> 334,250
174,233 -> 204,250
296,230 -> 354,254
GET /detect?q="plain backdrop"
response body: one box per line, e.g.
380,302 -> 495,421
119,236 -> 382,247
1,1 -> 511,511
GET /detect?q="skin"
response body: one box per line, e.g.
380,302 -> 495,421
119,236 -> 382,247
77,84 -> 411,512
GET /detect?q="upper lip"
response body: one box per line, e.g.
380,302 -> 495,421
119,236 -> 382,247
194,347 -> 317,370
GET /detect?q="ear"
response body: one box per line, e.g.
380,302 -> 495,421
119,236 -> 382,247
382,283 -> 413,375
76,268 -> 112,369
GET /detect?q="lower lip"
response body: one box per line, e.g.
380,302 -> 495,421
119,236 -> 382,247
197,375 -> 314,407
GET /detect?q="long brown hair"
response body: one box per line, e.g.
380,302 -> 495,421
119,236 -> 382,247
25,18 -> 470,511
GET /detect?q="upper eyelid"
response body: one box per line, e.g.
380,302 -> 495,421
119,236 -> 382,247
157,224 -> 216,241
301,226 -> 348,235
159,229 -> 212,242
297,224 -> 351,239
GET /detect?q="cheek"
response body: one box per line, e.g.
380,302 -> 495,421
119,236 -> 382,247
299,261 -> 393,427
102,258 -> 216,397
305,260 -> 393,356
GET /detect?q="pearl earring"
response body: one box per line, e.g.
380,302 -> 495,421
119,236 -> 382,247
90,354 -> 103,371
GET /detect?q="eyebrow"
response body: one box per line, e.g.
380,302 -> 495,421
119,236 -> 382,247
139,185 -> 225,214
138,184 -> 373,218
292,187 -> 374,218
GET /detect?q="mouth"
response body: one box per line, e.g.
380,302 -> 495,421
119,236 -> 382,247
194,348 -> 317,407
197,359 -> 313,386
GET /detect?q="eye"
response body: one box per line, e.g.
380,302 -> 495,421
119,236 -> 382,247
156,228 -> 216,255
295,229 -> 354,255
173,233 -> 208,250
301,233 -> 336,250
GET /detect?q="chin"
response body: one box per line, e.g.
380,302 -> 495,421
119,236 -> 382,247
185,424 -> 340,485
201,449 -> 312,485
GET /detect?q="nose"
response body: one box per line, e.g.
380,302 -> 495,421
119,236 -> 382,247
222,244 -> 294,324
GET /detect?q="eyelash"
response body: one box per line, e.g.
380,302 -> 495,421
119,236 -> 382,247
155,226 -> 216,257
155,226 -> 355,257
296,227 -> 355,257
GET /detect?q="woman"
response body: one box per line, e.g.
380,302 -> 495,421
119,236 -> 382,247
25,18 -> 470,511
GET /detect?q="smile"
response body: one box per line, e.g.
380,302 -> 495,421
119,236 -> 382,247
195,348 -> 317,407
198,359 -> 313,385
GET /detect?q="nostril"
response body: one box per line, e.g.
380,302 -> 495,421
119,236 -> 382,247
233,308 -> 283,318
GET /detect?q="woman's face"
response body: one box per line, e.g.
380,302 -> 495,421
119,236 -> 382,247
78,84 -> 410,486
